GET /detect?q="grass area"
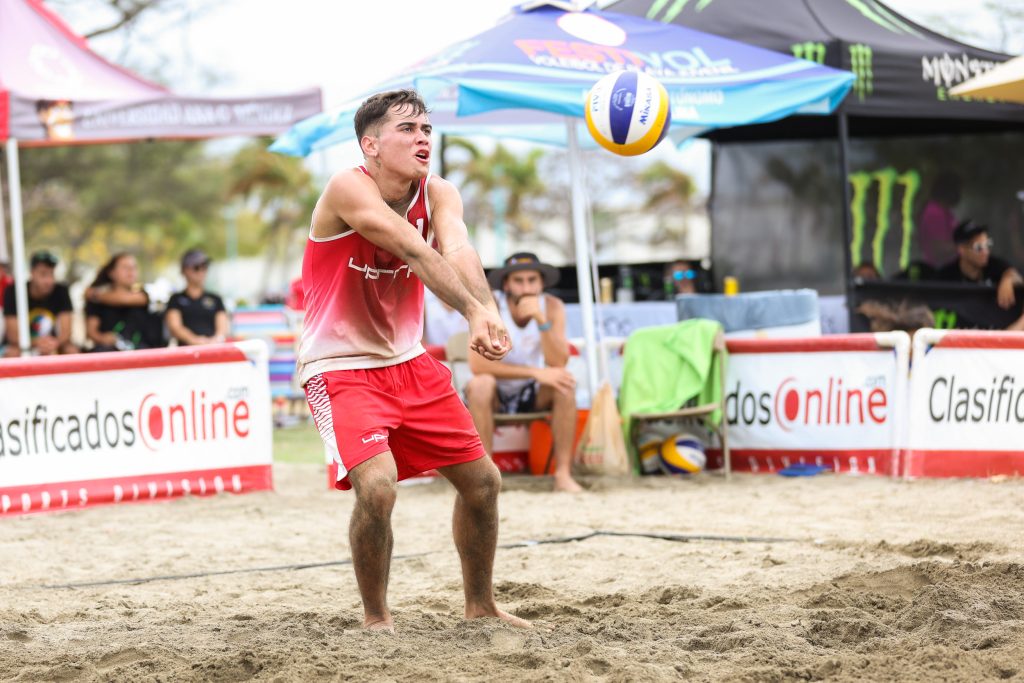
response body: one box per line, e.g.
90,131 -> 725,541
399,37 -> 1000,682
273,424 -> 324,464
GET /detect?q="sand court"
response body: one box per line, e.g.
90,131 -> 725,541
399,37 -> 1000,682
3,464 -> 1024,682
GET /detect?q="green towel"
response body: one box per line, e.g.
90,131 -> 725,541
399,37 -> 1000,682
617,319 -> 726,463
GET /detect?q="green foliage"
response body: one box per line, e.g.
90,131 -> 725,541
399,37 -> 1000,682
12,136 -> 319,287
18,141 -> 226,280
444,137 -> 547,236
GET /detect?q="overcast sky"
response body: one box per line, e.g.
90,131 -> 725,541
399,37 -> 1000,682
56,0 -> 1024,191
69,0 -> 1022,104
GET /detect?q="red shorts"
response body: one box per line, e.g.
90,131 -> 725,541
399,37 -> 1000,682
305,352 -> 486,490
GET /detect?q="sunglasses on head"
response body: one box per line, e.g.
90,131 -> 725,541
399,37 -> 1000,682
970,239 -> 993,253
673,269 -> 696,281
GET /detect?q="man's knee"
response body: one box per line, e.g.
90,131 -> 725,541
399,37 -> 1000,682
465,374 -> 497,409
353,471 -> 398,517
553,385 -> 577,412
460,460 -> 502,509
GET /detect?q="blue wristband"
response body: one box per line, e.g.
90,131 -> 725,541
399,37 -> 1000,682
537,320 -> 553,332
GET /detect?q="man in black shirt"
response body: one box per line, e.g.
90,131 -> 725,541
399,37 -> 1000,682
3,250 -> 78,356
936,220 -> 1024,330
165,249 -> 229,345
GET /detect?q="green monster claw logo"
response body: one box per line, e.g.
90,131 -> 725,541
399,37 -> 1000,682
791,42 -> 827,65
644,0 -> 921,34
645,0 -> 716,23
932,309 -> 958,329
848,167 -> 921,275
848,43 -> 874,101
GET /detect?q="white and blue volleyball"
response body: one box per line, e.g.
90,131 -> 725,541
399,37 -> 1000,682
585,71 -> 672,157
636,422 -> 676,474
659,432 -> 706,474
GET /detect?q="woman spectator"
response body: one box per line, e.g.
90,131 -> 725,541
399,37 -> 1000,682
85,253 -> 164,351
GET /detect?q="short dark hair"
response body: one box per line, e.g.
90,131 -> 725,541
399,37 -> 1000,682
30,250 -> 59,268
953,219 -> 987,244
353,90 -> 428,141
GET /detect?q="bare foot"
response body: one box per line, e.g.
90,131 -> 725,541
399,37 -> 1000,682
364,618 -> 395,634
553,473 -> 583,492
466,606 -> 532,629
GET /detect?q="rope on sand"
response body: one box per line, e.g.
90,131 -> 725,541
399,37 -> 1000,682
30,531 -> 797,590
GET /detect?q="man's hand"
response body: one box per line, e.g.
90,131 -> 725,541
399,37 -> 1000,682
534,367 -> 576,397
510,294 -> 544,325
998,276 -> 1017,309
468,306 -> 511,361
35,336 -> 59,355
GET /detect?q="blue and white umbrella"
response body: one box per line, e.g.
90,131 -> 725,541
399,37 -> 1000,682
272,1 -> 854,392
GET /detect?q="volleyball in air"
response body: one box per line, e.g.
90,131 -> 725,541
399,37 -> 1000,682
585,71 -> 672,156
659,432 -> 706,474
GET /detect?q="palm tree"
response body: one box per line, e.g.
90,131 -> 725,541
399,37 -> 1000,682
636,160 -> 700,244
224,138 -> 317,296
444,137 -> 547,244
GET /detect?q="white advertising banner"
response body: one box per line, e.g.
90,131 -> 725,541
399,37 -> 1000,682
906,329 -> 1024,478
719,333 -> 909,476
0,341 -> 273,515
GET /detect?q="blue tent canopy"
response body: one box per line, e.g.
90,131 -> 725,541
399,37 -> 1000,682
271,4 -> 852,156
271,2 -> 853,395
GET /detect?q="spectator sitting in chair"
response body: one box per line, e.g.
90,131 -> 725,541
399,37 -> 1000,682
165,249 -> 229,346
665,260 -> 699,296
465,252 -> 581,492
3,250 -> 78,356
85,252 -> 163,351
935,220 -> 1024,331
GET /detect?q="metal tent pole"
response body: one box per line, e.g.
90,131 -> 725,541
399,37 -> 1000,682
0,145 -> 8,265
837,113 -> 856,331
566,119 -> 599,397
6,138 -> 30,355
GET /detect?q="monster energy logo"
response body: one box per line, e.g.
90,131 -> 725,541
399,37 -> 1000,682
643,0 -> 921,36
792,42 -> 826,65
848,167 -> 921,275
933,309 -> 958,329
645,0 -> 715,23
849,44 -> 874,101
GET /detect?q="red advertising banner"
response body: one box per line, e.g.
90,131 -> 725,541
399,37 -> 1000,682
0,341 -> 273,516
906,330 -> 1024,478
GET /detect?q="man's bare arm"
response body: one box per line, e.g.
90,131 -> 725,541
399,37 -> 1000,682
55,311 -> 73,346
3,316 -> 18,349
325,171 -> 508,359
166,309 -> 203,345
430,177 -> 498,313
536,295 -> 570,367
85,286 -> 147,307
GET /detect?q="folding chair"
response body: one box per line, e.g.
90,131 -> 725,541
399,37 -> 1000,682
445,331 -> 555,471
626,328 -> 731,479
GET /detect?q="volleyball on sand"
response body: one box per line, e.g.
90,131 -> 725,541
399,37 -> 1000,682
585,71 -> 672,156
659,432 -> 706,474
636,422 -> 675,474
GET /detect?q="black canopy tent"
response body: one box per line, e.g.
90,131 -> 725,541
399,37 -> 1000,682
606,0 -> 1024,328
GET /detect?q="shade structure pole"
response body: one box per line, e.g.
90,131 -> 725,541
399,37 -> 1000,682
6,138 -> 30,355
0,145 -> 8,265
566,119 -> 600,398
836,113 -> 855,331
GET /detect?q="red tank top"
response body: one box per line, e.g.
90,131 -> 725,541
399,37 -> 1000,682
297,168 -> 432,384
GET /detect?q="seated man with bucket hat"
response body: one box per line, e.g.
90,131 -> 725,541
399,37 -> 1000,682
465,252 -> 581,492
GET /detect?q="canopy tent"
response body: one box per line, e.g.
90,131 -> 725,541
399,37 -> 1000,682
0,0 -> 322,353
950,56 -> 1024,105
607,0 -> 1024,324
272,1 -> 853,393
607,0 -> 1021,129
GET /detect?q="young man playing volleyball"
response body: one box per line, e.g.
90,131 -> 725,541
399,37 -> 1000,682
297,90 -> 529,632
